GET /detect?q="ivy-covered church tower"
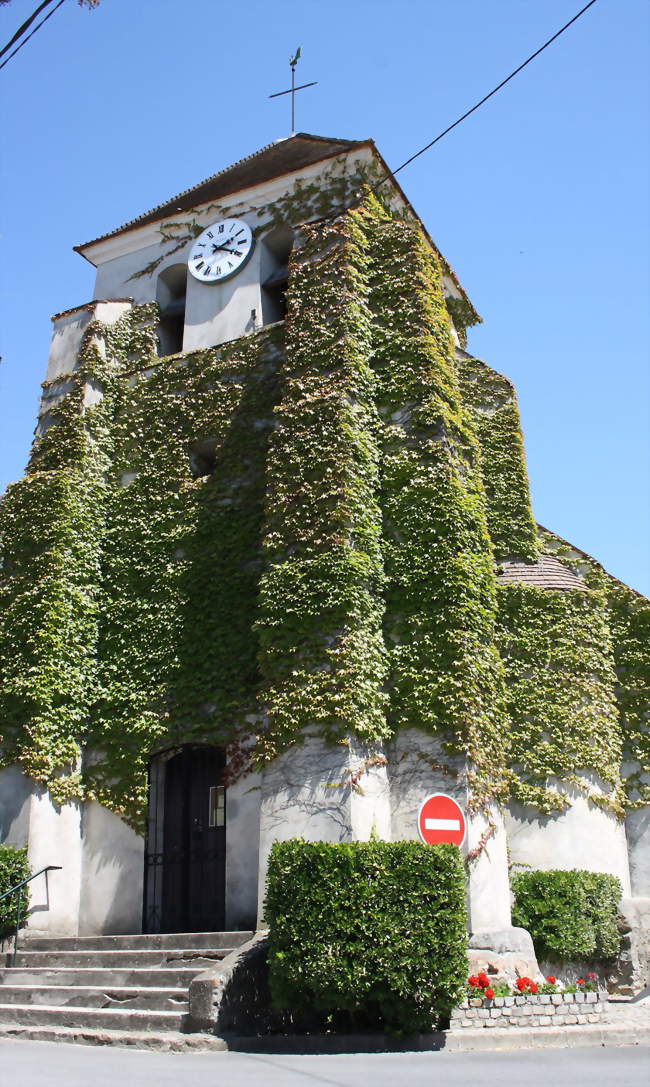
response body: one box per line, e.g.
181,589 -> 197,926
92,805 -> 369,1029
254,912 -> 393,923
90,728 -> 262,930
1,135 -> 648,958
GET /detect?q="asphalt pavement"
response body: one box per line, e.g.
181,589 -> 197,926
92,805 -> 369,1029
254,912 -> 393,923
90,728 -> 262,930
1,1039 -> 648,1087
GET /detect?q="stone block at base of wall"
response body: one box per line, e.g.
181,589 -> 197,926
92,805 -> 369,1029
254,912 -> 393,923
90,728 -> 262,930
449,992 -> 609,1031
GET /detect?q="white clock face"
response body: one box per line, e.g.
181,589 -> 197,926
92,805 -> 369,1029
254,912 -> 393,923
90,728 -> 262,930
188,218 -> 254,283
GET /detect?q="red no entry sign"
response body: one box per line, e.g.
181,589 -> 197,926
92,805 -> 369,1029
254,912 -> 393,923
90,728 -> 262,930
417,793 -> 466,847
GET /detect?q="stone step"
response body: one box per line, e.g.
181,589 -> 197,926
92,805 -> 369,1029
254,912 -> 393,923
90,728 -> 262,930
0,984 -> 188,1011
0,1023 -> 227,1051
0,1002 -> 187,1032
0,966 -> 200,988
5,948 -> 234,969
20,930 -> 252,952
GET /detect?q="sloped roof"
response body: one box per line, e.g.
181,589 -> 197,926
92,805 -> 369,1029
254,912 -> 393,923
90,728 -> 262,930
75,134 -> 371,253
496,554 -> 586,591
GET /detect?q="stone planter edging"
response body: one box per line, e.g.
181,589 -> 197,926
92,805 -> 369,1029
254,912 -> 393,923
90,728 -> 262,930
450,991 -> 608,1030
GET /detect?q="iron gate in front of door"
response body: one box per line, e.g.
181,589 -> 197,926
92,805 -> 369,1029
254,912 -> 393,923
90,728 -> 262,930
143,744 -> 226,933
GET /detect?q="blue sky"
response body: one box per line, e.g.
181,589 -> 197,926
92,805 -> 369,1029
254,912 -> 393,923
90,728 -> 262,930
1,0 -> 648,594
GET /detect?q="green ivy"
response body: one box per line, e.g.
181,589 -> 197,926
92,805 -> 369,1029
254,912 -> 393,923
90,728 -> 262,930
255,209 -> 389,759
358,195 -> 510,806
458,355 -> 539,561
540,528 -> 650,809
0,183 -> 645,837
497,583 -> 623,814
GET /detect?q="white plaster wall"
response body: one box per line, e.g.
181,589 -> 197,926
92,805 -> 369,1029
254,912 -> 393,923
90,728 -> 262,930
25,788 -> 82,937
0,765 -> 33,847
183,240 -> 263,351
78,801 -> 144,936
88,148 -> 379,293
39,300 -> 134,431
388,729 -> 512,933
86,148 -> 388,355
506,775 -> 632,896
465,807 -> 512,932
45,309 -> 95,383
256,730 -> 391,922
225,770 -> 262,931
626,807 -> 650,897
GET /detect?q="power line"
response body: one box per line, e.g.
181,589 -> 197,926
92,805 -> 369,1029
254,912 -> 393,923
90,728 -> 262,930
0,0 -> 59,59
372,0 -> 599,193
0,0 -> 66,71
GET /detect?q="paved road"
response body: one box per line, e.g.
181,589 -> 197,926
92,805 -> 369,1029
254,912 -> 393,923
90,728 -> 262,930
1,1040 -> 648,1087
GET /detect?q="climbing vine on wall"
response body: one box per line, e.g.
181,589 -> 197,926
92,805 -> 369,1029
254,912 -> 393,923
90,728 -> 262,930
458,355 -> 538,561
0,316 -> 125,804
497,582 -> 623,815
356,194 -> 510,807
540,528 -> 649,810
86,317 -> 284,826
254,207 -> 389,760
0,182 -> 645,833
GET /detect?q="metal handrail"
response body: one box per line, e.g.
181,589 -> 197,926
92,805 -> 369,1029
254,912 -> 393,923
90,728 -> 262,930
1,865 -> 62,967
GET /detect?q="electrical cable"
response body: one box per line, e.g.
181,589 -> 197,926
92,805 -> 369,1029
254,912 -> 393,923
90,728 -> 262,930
371,0 -> 599,192
0,0 -> 66,71
0,0 -> 59,59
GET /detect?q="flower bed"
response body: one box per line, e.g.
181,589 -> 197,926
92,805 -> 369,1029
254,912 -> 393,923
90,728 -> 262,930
451,972 -> 608,1031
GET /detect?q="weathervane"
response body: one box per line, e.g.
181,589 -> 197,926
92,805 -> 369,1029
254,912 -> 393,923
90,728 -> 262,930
269,47 -> 318,136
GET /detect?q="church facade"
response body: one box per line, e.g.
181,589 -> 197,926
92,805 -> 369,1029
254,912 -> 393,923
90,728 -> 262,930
0,135 -> 647,957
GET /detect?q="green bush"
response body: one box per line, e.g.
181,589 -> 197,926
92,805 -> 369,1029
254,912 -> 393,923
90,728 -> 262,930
265,838 -> 468,1033
0,845 -> 30,939
511,868 -> 622,961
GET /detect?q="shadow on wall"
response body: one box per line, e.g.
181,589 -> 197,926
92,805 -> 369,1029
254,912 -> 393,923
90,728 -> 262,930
79,801 -> 144,936
0,766 -> 32,847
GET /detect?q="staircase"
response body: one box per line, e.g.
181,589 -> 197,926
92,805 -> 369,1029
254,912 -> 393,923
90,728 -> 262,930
0,930 -> 253,1049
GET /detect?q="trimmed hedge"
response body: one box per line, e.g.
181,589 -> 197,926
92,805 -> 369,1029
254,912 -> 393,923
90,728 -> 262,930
265,838 -> 468,1033
0,845 -> 30,939
511,868 -> 622,961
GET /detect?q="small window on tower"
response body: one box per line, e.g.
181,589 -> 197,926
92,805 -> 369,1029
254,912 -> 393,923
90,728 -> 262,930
260,225 -> 294,326
156,264 -> 187,356
188,438 -> 218,479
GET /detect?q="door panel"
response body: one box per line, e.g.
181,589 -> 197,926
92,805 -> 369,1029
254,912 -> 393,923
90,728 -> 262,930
144,745 -> 226,933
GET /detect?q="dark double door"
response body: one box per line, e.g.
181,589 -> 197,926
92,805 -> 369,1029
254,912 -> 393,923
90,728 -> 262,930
144,744 -> 226,933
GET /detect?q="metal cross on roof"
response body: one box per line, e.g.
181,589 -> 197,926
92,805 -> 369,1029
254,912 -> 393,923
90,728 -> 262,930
269,47 -> 318,136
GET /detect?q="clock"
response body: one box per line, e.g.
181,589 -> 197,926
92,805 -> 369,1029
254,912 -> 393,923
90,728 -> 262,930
188,218 -> 254,283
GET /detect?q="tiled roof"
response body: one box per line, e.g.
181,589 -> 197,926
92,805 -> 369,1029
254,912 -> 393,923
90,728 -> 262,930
75,134 -> 370,253
496,554 -> 585,591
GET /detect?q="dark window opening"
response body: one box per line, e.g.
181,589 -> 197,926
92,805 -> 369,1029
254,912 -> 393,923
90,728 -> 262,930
157,264 -> 187,356
262,264 -> 289,323
189,438 -> 218,478
260,225 -> 294,327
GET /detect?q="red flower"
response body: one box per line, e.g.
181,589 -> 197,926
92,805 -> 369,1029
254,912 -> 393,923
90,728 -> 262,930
587,972 -> 598,980
468,975 -> 479,988
546,976 -> 557,984
477,972 -> 490,988
484,988 -> 495,1000
529,982 -> 539,995
516,978 -> 528,991
577,978 -> 585,985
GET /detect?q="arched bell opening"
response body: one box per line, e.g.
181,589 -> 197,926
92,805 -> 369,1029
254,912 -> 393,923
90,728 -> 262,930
260,224 -> 294,325
143,744 -> 226,933
156,264 -> 188,356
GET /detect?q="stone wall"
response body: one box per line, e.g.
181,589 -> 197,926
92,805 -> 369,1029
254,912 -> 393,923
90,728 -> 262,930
450,991 -> 609,1030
